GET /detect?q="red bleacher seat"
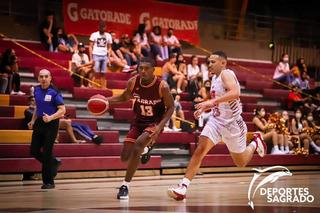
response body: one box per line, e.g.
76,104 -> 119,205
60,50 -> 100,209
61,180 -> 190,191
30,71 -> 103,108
157,132 -> 196,144
263,89 -> 290,102
73,87 -> 113,100
105,72 -> 132,81
245,103 -> 278,113
0,106 -> 76,118
58,130 -> 119,143
107,80 -> 127,89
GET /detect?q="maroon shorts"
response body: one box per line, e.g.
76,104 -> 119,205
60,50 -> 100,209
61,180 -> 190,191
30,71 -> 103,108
124,123 -> 158,143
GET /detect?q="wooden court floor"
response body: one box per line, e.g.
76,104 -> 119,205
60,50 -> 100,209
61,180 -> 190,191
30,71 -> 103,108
0,172 -> 319,213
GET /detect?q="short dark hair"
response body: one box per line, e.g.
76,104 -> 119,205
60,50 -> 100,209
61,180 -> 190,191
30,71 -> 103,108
139,57 -> 155,67
212,51 -> 227,60
169,53 -> 177,59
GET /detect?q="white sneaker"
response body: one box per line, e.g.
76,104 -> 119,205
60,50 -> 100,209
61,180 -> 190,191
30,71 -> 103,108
10,91 -> 17,95
17,91 -> 26,95
253,132 -> 266,157
167,184 -> 187,201
177,88 -> 182,94
172,127 -> 182,132
271,149 -> 286,155
163,127 -> 173,132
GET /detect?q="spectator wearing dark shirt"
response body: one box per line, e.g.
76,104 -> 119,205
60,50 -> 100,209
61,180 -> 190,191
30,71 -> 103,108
39,11 -> 57,52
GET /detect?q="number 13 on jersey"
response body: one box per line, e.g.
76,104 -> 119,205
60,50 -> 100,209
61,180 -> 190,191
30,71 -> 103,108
140,105 -> 154,116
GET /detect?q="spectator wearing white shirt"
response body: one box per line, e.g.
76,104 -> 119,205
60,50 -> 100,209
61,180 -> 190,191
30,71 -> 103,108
200,56 -> 209,82
164,28 -> 182,55
273,53 -> 292,84
150,26 -> 168,60
133,24 -> 150,58
187,55 -> 202,100
89,21 -> 112,74
71,43 -> 94,87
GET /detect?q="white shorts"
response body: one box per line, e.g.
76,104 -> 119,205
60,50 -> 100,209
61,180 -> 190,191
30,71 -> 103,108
200,116 -> 247,153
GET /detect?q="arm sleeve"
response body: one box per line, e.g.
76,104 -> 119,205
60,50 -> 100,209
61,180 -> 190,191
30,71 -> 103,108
54,92 -> 64,106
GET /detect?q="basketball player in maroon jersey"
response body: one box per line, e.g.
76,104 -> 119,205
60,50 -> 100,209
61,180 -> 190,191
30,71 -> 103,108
105,57 -> 174,199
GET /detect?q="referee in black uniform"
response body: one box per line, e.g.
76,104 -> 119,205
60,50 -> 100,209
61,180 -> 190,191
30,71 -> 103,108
28,69 -> 66,189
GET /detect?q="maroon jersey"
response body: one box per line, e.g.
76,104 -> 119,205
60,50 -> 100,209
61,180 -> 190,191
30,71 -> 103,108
130,75 -> 166,125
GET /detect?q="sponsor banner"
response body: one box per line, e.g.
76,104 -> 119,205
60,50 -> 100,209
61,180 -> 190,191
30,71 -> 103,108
63,0 -> 200,44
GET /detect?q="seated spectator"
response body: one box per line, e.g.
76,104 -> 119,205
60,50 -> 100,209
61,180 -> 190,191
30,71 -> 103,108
0,48 -> 25,95
39,11 -> 57,52
187,55 -> 202,99
252,108 -> 287,154
164,90 -> 183,132
56,27 -> 78,53
273,53 -> 292,84
287,86 -> 309,110
24,100 -> 103,144
133,24 -> 150,57
291,57 -> 307,77
119,34 -> 138,66
149,26 -> 167,61
162,53 -> 187,93
71,43 -> 94,87
163,28 -> 182,55
200,56 -> 209,82
175,54 -> 187,76
304,112 -> 320,153
291,70 -> 310,91
195,80 -> 212,127
56,118 -> 103,144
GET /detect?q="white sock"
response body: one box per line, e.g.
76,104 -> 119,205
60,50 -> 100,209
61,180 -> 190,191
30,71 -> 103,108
181,177 -> 190,187
285,146 -> 290,152
311,141 -> 320,151
122,181 -> 130,187
249,141 -> 257,150
280,146 -> 284,152
273,145 -> 279,151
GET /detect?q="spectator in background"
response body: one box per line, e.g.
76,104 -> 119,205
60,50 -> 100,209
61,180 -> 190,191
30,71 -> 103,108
119,34 -> 138,66
150,26 -> 167,61
133,24 -> 150,57
187,55 -> 202,100
108,32 -> 136,73
273,53 -> 292,84
56,118 -> 103,144
291,57 -> 307,77
56,27 -> 78,53
164,28 -> 182,55
162,53 -> 187,93
89,20 -> 112,87
195,80 -> 212,128
0,49 -> 25,95
175,54 -> 187,77
200,56 -> 209,82
287,86 -> 309,110
71,43 -> 94,87
252,108 -> 285,154
39,11 -> 57,52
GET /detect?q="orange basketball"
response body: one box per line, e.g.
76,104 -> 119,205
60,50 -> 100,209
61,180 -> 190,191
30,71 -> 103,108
87,94 -> 109,116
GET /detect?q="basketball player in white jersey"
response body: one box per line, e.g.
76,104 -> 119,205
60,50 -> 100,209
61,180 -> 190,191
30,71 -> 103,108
167,51 -> 267,200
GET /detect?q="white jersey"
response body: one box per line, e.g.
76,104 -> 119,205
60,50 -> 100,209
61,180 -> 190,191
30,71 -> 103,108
210,69 -> 243,124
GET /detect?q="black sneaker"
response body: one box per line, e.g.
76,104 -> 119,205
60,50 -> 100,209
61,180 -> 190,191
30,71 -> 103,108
92,135 -> 103,145
52,158 -> 62,178
141,146 -> 152,164
41,183 -> 55,189
117,185 -> 129,200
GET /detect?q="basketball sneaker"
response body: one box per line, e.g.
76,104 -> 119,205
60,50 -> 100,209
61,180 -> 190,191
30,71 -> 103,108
253,132 -> 266,157
141,146 -> 152,164
117,185 -> 129,200
167,184 -> 187,201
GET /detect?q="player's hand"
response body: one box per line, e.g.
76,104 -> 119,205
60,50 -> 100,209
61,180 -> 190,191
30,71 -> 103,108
195,99 -> 216,112
43,113 -> 53,123
149,125 -> 161,143
28,121 -> 34,129
194,109 -> 202,120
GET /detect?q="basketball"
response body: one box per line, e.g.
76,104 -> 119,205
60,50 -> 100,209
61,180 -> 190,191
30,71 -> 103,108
87,94 -> 109,116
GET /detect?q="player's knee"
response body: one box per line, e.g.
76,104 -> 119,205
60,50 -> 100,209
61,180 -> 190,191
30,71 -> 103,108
193,145 -> 208,159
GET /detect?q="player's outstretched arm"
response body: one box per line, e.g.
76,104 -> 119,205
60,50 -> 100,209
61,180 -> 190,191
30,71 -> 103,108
106,77 -> 135,105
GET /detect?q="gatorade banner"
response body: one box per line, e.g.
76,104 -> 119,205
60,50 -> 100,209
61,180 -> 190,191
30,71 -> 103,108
63,0 -> 200,44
